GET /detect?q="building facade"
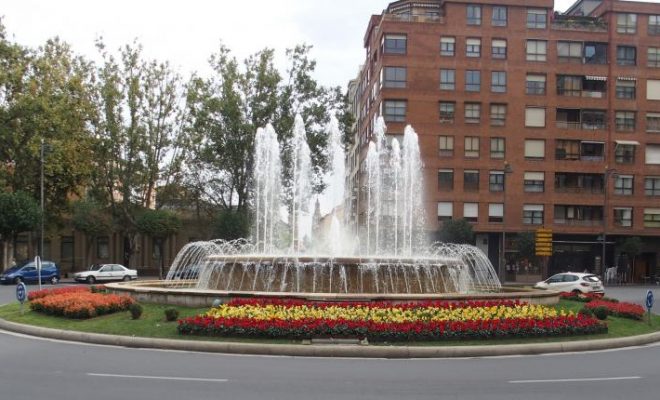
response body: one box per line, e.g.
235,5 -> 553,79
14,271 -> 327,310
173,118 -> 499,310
349,0 -> 660,282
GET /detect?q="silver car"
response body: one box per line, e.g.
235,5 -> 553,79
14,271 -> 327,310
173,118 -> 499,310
73,264 -> 138,284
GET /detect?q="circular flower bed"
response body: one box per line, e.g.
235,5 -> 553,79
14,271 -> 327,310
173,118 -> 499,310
178,299 -> 607,342
29,286 -> 134,319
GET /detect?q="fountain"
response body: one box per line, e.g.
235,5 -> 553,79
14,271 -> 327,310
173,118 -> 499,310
109,115 -> 557,305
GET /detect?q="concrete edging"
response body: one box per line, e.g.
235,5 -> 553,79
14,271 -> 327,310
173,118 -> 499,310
1,316 -> 659,358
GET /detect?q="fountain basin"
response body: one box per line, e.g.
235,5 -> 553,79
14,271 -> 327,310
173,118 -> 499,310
106,280 -> 560,308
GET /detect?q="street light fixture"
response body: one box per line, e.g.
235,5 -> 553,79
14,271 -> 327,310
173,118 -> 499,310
602,167 -> 617,277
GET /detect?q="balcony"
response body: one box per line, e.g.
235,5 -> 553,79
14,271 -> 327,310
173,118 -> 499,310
556,109 -> 607,131
383,13 -> 444,24
557,76 -> 607,99
555,173 -> 604,194
552,16 -> 607,32
554,205 -> 603,227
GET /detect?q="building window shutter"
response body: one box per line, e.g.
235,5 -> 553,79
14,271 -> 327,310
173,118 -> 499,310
525,107 -> 546,127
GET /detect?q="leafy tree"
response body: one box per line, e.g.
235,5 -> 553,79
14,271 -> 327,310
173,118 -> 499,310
136,209 -> 182,278
620,236 -> 642,282
0,192 -> 41,268
71,199 -> 111,266
437,219 -> 475,244
212,209 -> 250,241
0,27 -> 96,222
515,232 -> 537,261
91,40 -> 188,266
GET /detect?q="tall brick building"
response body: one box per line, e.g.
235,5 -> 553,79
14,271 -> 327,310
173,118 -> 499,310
347,0 -> 660,282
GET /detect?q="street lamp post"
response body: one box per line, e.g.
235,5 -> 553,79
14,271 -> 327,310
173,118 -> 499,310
602,167 -> 616,278
500,162 -> 513,282
39,139 -> 45,290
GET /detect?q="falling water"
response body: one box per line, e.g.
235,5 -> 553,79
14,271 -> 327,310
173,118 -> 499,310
290,115 -> 312,252
252,124 -> 282,252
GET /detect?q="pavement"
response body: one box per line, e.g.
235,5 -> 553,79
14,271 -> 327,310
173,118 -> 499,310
1,282 -> 659,358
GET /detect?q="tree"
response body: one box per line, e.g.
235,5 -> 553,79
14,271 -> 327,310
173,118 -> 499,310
437,219 -> 475,244
620,236 -> 642,283
136,209 -> 182,278
0,192 -> 41,268
91,40 -> 188,266
71,199 -> 111,267
212,209 -> 250,241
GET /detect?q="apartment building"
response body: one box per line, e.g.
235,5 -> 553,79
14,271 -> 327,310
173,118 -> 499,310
349,0 -> 660,282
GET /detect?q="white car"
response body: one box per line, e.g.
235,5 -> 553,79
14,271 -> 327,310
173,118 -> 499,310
534,272 -> 604,295
73,264 -> 138,284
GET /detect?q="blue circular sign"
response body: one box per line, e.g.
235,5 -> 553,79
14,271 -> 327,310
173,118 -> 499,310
646,290 -> 654,310
16,282 -> 27,303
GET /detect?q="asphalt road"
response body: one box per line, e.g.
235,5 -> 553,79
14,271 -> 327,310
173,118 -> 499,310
0,327 -> 658,400
1,283 -> 660,399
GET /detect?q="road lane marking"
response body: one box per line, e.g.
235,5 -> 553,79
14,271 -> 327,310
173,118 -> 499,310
87,373 -> 228,382
509,376 -> 642,384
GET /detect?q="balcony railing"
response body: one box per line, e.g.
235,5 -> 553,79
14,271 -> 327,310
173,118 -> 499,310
384,13 -> 445,23
554,219 -> 603,226
554,186 -> 604,194
556,121 -> 607,130
552,16 -> 608,32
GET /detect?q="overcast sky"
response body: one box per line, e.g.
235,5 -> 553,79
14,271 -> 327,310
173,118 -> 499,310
1,1 -> 656,89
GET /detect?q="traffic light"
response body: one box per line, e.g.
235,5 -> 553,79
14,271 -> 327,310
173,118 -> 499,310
535,228 -> 553,257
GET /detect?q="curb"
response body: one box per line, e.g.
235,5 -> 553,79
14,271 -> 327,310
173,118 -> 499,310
1,317 -> 659,358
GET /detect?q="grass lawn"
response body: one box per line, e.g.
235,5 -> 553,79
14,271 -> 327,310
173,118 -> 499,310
0,299 -> 658,346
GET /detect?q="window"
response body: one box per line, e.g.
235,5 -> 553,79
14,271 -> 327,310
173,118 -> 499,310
97,236 -> 110,259
465,102 -> 481,123
491,71 -> 506,93
464,137 -> 480,158
614,174 -> 634,195
383,67 -> 406,88
645,176 -> 660,196
383,34 -> 407,54
489,171 -> 504,192
492,6 -> 507,27
440,37 -> 455,56
648,80 -> 660,100
555,140 -> 580,160
554,205 -> 603,225
616,79 -> 636,99
438,135 -> 454,157
490,104 -> 506,126
558,41 -> 582,63
581,110 -> 607,130
616,144 -> 636,164
614,208 -> 633,227
616,13 -> 637,34
491,39 -> 507,59
648,48 -> 660,68
617,46 -> 636,66
438,169 -> 454,190
557,75 -> 582,96
489,203 -> 504,223
584,42 -> 608,64
527,9 -> 547,29
526,40 -> 547,62
646,144 -> 660,164
616,111 -> 636,132
464,170 -> 480,191
650,15 -> 660,35
525,107 -> 545,127
526,74 -> 546,95
524,172 -> 545,193
490,137 -> 505,159
437,202 -> 453,222
644,209 -> 660,228
465,71 -> 480,92
440,69 -> 455,90
647,113 -> 660,133
523,205 -> 544,225
467,5 -> 481,25
439,102 -> 455,123
466,38 -> 481,57
383,100 -> 406,122
463,203 -> 478,223
525,139 -> 545,160
580,141 -> 604,160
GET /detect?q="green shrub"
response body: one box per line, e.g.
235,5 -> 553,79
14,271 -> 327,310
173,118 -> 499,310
129,303 -> 143,320
164,308 -> 179,322
578,307 -> 594,317
592,306 -> 609,320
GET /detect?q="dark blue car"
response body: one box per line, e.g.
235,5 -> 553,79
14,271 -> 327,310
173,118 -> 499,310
0,260 -> 61,285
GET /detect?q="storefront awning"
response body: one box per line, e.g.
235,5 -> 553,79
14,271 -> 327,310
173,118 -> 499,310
585,75 -> 607,81
615,140 -> 640,146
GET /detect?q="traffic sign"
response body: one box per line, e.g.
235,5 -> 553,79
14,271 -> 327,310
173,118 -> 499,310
646,290 -> 654,310
35,255 -> 42,290
16,282 -> 27,303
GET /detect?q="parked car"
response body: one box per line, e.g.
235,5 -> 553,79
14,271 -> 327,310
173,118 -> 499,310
0,260 -> 61,285
172,264 -> 201,280
534,272 -> 604,295
73,264 -> 138,284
